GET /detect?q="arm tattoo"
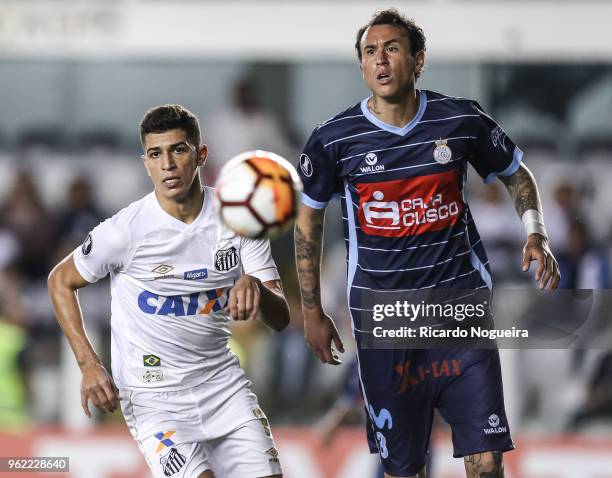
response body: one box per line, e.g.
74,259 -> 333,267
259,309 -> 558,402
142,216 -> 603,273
464,451 -> 504,478
294,221 -> 324,310
499,164 -> 542,218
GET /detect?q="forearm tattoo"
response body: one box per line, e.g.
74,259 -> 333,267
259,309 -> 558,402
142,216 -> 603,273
294,221 -> 324,310
499,164 -> 541,218
464,451 -> 504,477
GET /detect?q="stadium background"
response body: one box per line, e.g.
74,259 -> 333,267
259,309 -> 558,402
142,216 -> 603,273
0,1 -> 611,476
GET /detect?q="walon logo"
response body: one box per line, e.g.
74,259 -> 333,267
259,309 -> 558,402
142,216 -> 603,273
483,414 -> 507,435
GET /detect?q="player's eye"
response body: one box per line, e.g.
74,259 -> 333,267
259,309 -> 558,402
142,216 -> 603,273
387,46 -> 398,53
365,48 -> 375,56
149,151 -> 160,159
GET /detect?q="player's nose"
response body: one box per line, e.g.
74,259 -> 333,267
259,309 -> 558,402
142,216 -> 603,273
376,48 -> 388,65
160,152 -> 176,170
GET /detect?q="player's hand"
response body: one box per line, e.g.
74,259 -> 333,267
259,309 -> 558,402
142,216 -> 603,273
303,309 -> 344,365
80,360 -> 119,417
522,233 -> 561,290
226,274 -> 261,321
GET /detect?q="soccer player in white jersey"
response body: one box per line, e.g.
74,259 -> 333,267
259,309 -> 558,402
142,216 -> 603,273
48,104 -> 288,478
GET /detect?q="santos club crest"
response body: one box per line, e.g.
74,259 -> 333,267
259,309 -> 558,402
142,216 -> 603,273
215,247 -> 238,271
433,139 -> 452,164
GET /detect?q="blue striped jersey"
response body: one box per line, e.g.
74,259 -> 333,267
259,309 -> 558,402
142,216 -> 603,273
297,90 -> 522,327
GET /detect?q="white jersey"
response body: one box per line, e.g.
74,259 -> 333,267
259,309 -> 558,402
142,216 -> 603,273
73,187 -> 279,392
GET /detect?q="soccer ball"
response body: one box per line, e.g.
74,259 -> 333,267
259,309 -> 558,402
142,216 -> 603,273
214,150 -> 303,238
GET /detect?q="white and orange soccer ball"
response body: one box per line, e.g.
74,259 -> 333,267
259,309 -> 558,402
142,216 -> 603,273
214,150 -> 303,238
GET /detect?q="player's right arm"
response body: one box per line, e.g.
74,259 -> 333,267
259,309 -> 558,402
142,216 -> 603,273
295,205 -> 344,365
48,254 -> 119,417
294,131 -> 345,365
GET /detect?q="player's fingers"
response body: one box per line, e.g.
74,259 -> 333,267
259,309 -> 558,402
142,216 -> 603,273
248,286 -> 260,321
540,255 -> 553,289
534,251 -> 546,282
549,260 -> 561,291
81,391 -> 91,418
226,289 -> 237,319
101,381 -> 119,412
331,328 -> 345,354
243,286 -> 254,320
236,287 -> 247,321
522,248 -> 532,272
93,386 -> 113,413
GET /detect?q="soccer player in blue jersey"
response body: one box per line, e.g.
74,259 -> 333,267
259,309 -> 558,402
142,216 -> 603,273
294,8 -> 560,478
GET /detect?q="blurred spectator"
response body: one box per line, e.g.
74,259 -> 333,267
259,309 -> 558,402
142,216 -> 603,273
557,220 -> 609,290
0,170 -> 56,281
204,76 -> 294,183
55,175 -> 105,255
468,181 -> 524,283
0,228 -> 28,427
546,181 -> 580,255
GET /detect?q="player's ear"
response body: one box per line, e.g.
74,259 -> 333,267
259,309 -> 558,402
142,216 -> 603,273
197,144 -> 208,167
414,50 -> 425,77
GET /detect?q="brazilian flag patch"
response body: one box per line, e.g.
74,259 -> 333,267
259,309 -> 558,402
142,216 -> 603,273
143,354 -> 161,367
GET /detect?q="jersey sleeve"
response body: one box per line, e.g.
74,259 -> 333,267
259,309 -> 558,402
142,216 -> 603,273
469,102 -> 523,184
240,236 -> 280,283
297,129 -> 338,209
73,215 -> 131,283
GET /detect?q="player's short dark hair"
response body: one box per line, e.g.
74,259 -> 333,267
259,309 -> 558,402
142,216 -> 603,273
139,104 -> 201,147
355,8 -> 427,66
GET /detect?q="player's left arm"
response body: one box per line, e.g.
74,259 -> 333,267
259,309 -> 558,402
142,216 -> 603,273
498,163 -> 561,290
227,275 -> 290,331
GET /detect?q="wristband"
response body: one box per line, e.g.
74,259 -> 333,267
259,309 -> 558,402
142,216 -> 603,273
521,209 -> 547,238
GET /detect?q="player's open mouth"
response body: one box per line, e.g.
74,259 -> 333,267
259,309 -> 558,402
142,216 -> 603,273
376,73 -> 392,84
163,177 -> 181,187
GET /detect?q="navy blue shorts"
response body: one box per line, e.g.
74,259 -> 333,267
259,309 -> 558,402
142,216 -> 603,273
357,346 -> 514,476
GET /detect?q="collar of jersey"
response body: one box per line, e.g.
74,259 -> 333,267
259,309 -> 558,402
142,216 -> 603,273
151,188 -> 208,229
360,89 -> 427,136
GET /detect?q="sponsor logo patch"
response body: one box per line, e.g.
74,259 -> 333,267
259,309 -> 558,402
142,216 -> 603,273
215,247 -> 238,272
183,268 -> 208,280
253,407 -> 272,437
299,154 -> 313,177
152,264 -> 174,275
160,447 -> 186,476
394,359 -> 462,394
356,170 -> 463,237
155,431 -> 176,454
360,152 -> 385,173
143,354 -> 161,367
137,288 -> 228,316
82,233 -> 93,256
483,413 -> 507,435
266,447 -> 280,463
143,369 -> 164,383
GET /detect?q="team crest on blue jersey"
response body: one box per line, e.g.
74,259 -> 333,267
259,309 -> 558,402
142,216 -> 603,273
433,139 -> 452,164
299,154 -> 313,177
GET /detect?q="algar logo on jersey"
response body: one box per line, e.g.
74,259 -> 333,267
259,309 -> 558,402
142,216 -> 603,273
357,170 -> 463,237
138,288 -> 229,316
